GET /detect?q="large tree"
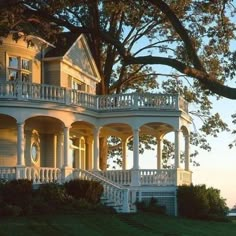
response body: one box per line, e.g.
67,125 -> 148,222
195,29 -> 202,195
1,0 -> 235,165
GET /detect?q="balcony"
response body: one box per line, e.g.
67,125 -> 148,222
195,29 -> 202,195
0,81 -> 188,113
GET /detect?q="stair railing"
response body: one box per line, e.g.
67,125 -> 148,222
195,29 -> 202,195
73,169 -> 130,213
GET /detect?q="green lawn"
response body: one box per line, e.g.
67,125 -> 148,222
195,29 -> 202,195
0,212 -> 236,236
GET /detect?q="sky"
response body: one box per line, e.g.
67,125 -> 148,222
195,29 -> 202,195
192,98 -> 236,209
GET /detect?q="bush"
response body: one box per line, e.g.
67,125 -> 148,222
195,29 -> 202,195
0,204 -> 22,217
136,197 -> 166,215
177,184 -> 228,220
0,179 -> 33,211
65,179 -> 103,204
33,183 -> 70,209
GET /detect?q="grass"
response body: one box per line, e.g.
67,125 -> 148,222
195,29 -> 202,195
0,212 -> 236,236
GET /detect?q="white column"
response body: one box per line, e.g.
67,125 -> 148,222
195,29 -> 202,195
122,137 -> 128,170
17,122 -> 25,166
156,137 -> 162,169
131,127 -> 140,186
174,129 -> 180,169
93,127 -> 100,170
57,132 -> 63,168
132,128 -> 140,170
86,136 -> 93,170
63,126 -> 70,167
185,134 -> 190,171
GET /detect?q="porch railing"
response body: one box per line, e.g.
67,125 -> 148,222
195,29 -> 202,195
23,167 -> 61,183
98,169 -> 192,186
0,81 -> 188,113
99,170 -> 131,185
0,167 -> 16,180
73,169 -> 130,213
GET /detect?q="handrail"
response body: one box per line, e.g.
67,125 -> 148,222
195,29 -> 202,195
0,81 -> 188,113
73,169 -> 130,212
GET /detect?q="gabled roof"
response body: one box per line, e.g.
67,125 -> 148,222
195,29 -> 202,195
44,32 -> 101,82
44,32 -> 79,58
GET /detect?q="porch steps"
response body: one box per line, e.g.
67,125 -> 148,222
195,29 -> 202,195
100,196 -> 136,213
100,196 -> 123,212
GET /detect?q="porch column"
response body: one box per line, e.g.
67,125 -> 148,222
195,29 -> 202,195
184,134 -> 190,171
132,128 -> 140,170
57,132 -> 63,168
131,127 -> 140,186
61,126 -> 73,183
122,137 -> 128,170
17,122 -> 25,166
99,136 -> 108,171
86,136 -> 93,170
93,126 -> 101,170
63,126 -> 70,167
174,129 -> 180,169
156,137 -> 163,169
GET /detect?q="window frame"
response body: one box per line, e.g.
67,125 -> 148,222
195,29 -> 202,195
7,54 -> 32,82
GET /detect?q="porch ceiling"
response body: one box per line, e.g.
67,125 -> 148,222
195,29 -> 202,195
140,123 -> 173,136
25,116 -> 64,133
100,123 -> 132,137
70,121 -> 174,139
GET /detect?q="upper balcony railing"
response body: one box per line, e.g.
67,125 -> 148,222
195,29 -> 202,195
0,81 -> 188,113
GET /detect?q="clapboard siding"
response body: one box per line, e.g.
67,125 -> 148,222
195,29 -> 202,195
0,129 -> 17,166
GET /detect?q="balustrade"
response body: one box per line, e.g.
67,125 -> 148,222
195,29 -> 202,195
140,169 -> 176,186
0,81 -> 188,113
99,170 -> 131,185
0,167 -> 16,180
98,169 -> 191,187
24,167 -> 61,183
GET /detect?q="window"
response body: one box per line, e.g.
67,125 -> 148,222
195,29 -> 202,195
71,78 -> 86,92
8,56 -> 31,82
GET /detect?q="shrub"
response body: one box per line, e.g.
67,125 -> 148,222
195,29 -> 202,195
0,204 -> 22,217
177,184 -> 228,220
35,183 -> 69,206
136,197 -> 166,215
1,179 -> 33,211
65,179 -> 103,204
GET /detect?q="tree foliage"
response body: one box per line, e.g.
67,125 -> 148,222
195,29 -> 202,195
177,184 -> 228,220
1,0 -> 235,165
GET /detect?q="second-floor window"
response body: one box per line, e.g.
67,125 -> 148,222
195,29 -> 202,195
8,56 -> 31,82
72,78 -> 86,92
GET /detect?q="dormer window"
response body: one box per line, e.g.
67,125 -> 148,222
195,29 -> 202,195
8,56 -> 31,82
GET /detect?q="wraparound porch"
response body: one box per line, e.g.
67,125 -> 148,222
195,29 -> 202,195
0,166 -> 191,215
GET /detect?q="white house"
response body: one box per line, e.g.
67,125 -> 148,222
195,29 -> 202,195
0,32 -> 192,215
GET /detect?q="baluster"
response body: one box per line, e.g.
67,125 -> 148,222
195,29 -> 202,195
40,169 -> 44,183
